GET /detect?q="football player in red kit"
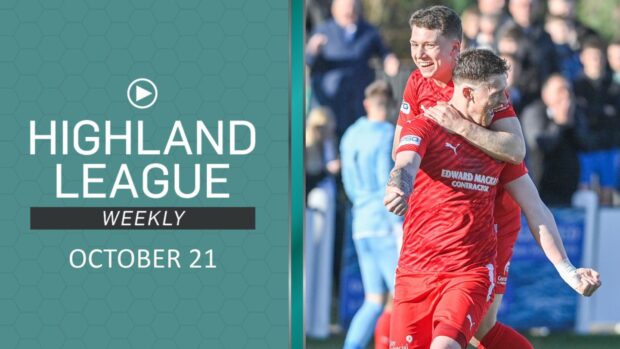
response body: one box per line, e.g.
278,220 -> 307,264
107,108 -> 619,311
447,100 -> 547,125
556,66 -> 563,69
385,49 -> 601,349
379,6 -> 527,349
376,7 -> 599,349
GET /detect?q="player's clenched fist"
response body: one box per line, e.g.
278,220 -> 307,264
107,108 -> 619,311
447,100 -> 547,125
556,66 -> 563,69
575,268 -> 602,297
555,259 -> 602,297
384,186 -> 408,216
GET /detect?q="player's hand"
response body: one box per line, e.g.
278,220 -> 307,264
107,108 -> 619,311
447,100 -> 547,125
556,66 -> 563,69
574,268 -> 602,297
384,186 -> 408,216
306,34 -> 328,55
422,102 -> 466,135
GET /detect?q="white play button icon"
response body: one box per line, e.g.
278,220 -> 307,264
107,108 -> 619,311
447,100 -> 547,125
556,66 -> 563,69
127,78 -> 158,109
135,85 -> 152,102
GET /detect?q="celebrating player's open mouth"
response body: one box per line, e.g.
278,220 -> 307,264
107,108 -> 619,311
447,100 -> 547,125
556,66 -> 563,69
409,24 -> 460,83
415,59 -> 434,74
482,101 -> 505,126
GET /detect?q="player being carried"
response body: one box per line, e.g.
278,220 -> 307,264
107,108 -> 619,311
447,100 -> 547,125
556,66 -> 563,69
385,48 -> 601,349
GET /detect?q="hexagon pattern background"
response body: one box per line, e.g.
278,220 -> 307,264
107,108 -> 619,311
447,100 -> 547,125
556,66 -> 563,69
0,0 -> 289,348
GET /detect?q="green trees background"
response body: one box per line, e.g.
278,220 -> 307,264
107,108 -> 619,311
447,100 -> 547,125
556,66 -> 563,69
359,0 -> 620,59
578,0 -> 620,41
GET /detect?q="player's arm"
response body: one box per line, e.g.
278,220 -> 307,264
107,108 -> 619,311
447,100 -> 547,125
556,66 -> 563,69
384,150 -> 420,216
505,175 -> 602,296
391,125 -> 402,161
392,73 -> 418,160
423,103 -> 526,164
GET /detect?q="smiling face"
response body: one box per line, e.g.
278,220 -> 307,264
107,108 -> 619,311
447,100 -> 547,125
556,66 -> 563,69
466,74 -> 508,126
452,49 -> 510,126
410,25 -> 460,84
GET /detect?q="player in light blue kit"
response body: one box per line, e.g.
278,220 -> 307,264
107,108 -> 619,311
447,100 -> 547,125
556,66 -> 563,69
340,80 -> 402,349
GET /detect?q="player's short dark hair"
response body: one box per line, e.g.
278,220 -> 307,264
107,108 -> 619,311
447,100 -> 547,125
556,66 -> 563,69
453,49 -> 509,85
364,80 -> 393,100
409,6 -> 463,41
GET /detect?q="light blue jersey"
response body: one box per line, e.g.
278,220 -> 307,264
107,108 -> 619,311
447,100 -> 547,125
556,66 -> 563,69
340,117 -> 402,239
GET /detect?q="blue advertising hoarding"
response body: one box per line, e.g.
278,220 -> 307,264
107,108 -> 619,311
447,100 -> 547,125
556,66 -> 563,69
499,208 -> 585,330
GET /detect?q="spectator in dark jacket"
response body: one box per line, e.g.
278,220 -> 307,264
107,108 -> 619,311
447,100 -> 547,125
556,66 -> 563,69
500,52 -> 525,113
545,15 -> 583,82
306,0 -> 399,138
609,39 -> 620,86
477,0 -> 512,42
521,74 -> 588,205
573,37 -> 620,205
607,38 -> 620,192
499,0 -> 558,107
461,6 -> 481,49
547,0 -> 598,49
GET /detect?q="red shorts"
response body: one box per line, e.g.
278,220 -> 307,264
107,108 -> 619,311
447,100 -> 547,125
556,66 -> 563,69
495,222 -> 520,294
389,265 -> 495,349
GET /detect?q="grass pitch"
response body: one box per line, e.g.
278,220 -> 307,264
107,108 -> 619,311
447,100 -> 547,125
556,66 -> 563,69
308,333 -> 620,349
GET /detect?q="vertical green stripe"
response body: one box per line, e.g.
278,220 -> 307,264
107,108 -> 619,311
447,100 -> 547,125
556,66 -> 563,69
290,0 -> 304,348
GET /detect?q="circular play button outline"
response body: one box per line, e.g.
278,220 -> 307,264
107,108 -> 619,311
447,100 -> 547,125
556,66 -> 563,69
127,78 -> 158,109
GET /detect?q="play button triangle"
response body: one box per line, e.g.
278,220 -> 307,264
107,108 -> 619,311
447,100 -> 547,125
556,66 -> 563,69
127,78 -> 158,109
135,85 -> 152,102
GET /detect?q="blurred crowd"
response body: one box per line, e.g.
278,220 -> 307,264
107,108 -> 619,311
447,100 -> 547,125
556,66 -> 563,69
463,0 -> 620,206
304,0 -> 620,340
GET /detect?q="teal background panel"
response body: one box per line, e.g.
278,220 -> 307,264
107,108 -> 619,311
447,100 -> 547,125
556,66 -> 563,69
0,0 -> 289,348
290,0 -> 304,348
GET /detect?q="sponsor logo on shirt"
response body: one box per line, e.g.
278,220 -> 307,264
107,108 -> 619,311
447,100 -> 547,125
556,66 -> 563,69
499,260 -> 511,285
444,142 -> 460,155
400,101 -> 410,114
399,135 -> 421,147
390,342 -> 409,349
440,169 -> 499,192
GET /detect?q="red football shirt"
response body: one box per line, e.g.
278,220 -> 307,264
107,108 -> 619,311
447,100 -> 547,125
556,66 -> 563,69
396,115 -> 524,272
397,69 -> 522,235
397,70 -> 516,127
494,162 -> 528,231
